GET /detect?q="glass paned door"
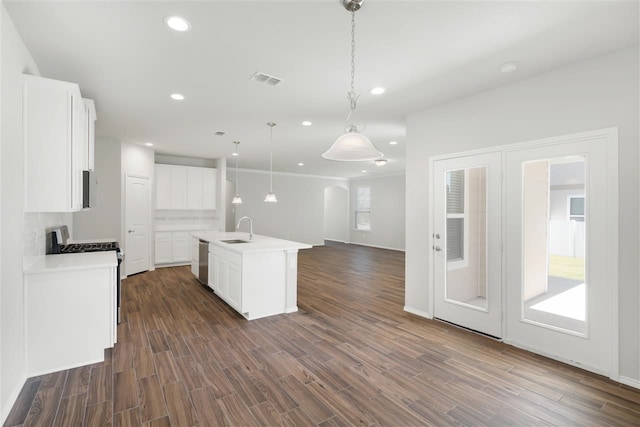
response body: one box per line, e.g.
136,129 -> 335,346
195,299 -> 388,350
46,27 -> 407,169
433,153 -> 502,338
505,137 -> 612,374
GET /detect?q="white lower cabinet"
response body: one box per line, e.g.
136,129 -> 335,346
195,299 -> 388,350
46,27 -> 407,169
155,231 -> 190,265
209,244 -> 288,320
24,264 -> 117,375
154,232 -> 172,264
209,246 -> 241,311
226,262 -> 242,311
172,232 -> 189,262
190,237 -> 199,277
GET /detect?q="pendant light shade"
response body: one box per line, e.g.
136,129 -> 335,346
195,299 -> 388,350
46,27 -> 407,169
231,141 -> 243,204
322,129 -> 383,162
265,122 -> 277,203
322,0 -> 383,162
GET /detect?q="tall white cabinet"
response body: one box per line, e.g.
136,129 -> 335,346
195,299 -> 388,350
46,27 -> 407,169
155,164 -> 216,210
154,164 -> 217,266
23,74 -> 96,212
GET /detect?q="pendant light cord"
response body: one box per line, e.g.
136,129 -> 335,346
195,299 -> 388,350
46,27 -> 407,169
269,124 -> 274,192
345,9 -> 360,131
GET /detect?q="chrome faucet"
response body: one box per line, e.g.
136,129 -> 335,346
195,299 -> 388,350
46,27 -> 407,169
236,216 -> 253,240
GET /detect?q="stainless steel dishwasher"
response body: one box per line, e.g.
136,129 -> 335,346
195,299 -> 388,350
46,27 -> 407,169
198,239 -> 208,285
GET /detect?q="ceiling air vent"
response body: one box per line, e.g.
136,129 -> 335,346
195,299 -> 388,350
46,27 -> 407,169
214,131 -> 226,136
250,72 -> 283,87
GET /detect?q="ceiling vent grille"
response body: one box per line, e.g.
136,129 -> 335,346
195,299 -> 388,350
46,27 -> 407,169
214,131 -> 226,136
250,72 -> 283,87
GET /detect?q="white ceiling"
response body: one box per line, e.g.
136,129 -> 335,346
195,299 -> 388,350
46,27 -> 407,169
5,1 -> 639,178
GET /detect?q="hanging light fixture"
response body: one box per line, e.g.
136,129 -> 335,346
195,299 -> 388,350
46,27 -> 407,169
322,0 -> 383,162
231,141 -> 242,204
264,122 -> 278,203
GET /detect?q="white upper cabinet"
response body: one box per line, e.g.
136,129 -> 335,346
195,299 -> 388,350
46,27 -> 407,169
155,164 -> 172,209
171,166 -> 188,209
187,167 -> 204,210
23,74 -> 91,212
83,99 -> 97,171
155,164 -> 217,210
202,168 -> 216,210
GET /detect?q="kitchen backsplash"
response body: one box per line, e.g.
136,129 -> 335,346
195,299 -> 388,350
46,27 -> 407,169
24,212 -> 72,268
154,210 -> 220,231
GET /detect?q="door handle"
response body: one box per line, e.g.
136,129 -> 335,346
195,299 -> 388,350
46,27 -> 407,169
128,230 -> 134,234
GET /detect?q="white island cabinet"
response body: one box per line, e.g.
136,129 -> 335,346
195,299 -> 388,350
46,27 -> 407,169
192,232 -> 311,320
23,252 -> 117,376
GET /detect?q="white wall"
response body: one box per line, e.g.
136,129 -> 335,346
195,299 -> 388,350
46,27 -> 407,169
1,5 -> 34,420
350,175 -> 406,251
405,47 -> 639,383
323,186 -> 348,242
1,5 -> 73,420
73,137 -> 121,241
233,170 -> 347,245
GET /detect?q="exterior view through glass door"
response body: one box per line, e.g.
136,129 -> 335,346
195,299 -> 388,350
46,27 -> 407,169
433,153 -> 502,338
505,134 -> 614,375
521,157 -> 586,334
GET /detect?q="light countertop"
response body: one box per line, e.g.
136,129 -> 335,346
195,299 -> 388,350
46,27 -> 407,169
24,251 -> 118,275
155,225 -> 218,232
191,231 -> 312,254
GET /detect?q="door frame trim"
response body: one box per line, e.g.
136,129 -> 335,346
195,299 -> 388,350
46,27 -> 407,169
123,173 -> 153,278
428,127 -> 619,380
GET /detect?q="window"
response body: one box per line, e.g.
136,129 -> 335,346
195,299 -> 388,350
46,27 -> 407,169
568,196 -> 585,222
355,187 -> 371,230
446,169 -> 468,268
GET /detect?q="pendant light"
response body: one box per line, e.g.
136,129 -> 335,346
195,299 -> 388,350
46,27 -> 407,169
264,122 -> 278,203
322,0 -> 383,162
231,141 -> 242,204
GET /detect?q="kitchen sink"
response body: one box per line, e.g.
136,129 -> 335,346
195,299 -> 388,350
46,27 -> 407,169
221,239 -> 251,244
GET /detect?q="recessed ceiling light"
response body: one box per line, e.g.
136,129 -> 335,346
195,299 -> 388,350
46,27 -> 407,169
389,141 -> 398,145
500,61 -> 519,73
298,162 -> 304,166
145,142 -> 154,147
370,87 -> 385,95
164,16 -> 191,32
170,93 -> 184,101
375,159 -> 387,166
232,152 -> 239,157
302,121 -> 312,126
361,170 -> 367,173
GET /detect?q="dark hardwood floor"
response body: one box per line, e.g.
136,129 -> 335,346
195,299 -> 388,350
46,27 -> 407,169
5,242 -> 640,426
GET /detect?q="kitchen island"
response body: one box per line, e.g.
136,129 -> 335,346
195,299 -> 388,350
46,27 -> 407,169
191,231 -> 311,320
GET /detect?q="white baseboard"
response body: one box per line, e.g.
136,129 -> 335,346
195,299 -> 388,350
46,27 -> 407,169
285,306 -> 298,314
154,262 -> 189,268
1,374 -> 27,425
404,306 -> 432,319
503,338 -> 609,377
618,375 -> 640,389
349,242 -> 406,252
323,239 -> 347,244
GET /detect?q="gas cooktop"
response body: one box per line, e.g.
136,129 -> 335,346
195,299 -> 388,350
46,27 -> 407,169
59,242 -> 119,253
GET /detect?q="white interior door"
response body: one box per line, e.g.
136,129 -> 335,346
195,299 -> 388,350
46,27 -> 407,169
125,175 -> 151,276
505,135 -> 615,375
433,152 -> 502,338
